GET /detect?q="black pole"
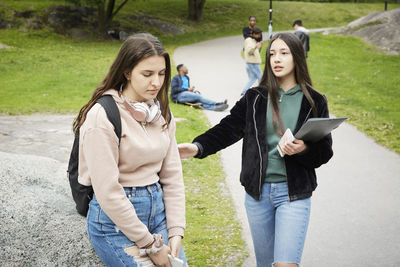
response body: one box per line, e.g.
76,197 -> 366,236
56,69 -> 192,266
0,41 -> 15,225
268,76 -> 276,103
385,0 -> 388,11
268,0 -> 273,39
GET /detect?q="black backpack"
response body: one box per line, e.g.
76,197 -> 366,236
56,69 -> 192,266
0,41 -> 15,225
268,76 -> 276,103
67,95 -> 122,216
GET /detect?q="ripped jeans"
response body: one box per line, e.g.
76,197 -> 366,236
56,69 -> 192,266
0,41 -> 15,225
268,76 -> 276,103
87,182 -> 187,267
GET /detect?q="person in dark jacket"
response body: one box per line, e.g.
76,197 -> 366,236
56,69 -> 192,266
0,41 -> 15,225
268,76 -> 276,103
293,20 -> 310,58
243,15 -> 263,43
178,33 -> 333,267
170,64 -> 228,111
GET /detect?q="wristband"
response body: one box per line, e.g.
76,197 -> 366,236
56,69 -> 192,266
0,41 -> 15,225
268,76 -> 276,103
139,234 -> 164,256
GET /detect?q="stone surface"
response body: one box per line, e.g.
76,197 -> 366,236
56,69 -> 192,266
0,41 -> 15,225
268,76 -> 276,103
13,10 -> 35,19
46,5 -> 95,34
127,14 -> 184,35
339,8 -> 400,55
0,114 -> 102,266
69,28 -> 93,40
0,43 -> 10,49
22,18 -> 43,30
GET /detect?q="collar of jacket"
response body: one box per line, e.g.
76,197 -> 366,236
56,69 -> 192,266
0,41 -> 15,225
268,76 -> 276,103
249,86 -> 314,134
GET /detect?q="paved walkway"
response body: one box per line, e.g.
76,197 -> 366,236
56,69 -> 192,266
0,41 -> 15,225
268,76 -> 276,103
173,35 -> 400,266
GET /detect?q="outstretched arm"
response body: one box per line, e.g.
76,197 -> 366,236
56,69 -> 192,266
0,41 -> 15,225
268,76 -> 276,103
178,96 -> 247,159
178,143 -> 198,159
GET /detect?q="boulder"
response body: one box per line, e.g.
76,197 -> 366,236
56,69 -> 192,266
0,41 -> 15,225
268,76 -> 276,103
14,10 -> 35,19
0,115 -> 102,266
0,43 -> 10,49
22,18 -> 43,30
339,8 -> 400,55
69,28 -> 93,40
126,14 -> 184,35
46,5 -> 95,34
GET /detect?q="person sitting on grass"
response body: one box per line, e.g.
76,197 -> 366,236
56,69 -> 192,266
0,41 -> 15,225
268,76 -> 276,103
170,64 -> 228,111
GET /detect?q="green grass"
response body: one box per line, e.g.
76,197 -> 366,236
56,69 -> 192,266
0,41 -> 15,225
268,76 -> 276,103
173,103 -> 248,266
0,30 -> 120,114
307,34 -> 400,153
1,0 -> 400,265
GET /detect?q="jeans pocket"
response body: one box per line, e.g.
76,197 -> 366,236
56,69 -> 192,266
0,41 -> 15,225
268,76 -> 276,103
98,208 -> 115,227
130,195 -> 152,225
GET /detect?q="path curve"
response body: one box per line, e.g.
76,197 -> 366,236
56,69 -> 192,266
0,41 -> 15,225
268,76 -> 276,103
173,34 -> 400,267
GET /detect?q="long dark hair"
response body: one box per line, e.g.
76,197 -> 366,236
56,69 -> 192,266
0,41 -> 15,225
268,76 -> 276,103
259,32 -> 317,136
73,33 -> 171,136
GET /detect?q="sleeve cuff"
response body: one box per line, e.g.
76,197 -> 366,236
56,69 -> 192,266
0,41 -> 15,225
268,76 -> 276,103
136,232 -> 155,248
168,226 -> 185,239
192,141 -> 203,158
296,143 -> 310,156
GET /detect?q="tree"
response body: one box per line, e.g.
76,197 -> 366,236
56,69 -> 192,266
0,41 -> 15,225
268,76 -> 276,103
188,0 -> 206,21
69,0 -> 129,37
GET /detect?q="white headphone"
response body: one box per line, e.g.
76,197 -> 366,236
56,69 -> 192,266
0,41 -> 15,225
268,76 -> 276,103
119,84 -> 161,123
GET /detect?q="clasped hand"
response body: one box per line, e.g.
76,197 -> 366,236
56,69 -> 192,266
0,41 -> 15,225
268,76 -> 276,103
148,236 -> 182,267
282,139 -> 306,156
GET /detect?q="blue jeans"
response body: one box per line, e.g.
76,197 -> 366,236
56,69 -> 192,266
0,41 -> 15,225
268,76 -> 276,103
242,63 -> 262,95
176,91 -> 216,110
245,182 -> 311,267
87,182 -> 187,267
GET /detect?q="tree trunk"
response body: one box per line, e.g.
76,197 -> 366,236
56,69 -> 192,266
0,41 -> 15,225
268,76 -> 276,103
188,0 -> 206,21
97,1 -> 107,38
97,0 -> 129,38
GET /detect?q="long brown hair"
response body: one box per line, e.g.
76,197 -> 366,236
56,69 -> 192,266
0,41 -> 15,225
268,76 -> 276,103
259,32 -> 317,136
73,33 -> 171,136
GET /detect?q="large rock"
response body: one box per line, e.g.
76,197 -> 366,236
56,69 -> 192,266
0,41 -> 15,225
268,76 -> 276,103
339,8 -> 400,55
0,115 -> 102,266
46,5 -> 96,34
0,43 -> 10,49
126,14 -> 184,35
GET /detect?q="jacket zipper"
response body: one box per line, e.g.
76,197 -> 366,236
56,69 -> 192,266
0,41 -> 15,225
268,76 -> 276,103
302,107 -> 313,126
286,107 -> 312,202
252,95 -> 263,198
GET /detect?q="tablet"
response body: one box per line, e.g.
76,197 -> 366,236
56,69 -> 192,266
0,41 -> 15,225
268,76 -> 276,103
294,117 -> 348,142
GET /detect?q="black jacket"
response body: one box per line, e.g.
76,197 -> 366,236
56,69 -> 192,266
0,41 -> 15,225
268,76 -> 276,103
294,31 -> 310,57
193,86 -> 333,201
242,27 -> 263,42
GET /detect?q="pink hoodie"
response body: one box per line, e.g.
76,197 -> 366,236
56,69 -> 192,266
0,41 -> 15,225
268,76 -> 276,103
78,89 -> 185,248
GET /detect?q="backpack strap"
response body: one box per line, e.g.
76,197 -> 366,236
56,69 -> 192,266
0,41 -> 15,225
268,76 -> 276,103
96,95 -> 122,144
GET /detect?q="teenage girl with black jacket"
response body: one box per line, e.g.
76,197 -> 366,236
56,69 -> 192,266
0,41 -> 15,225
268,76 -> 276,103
178,32 -> 333,267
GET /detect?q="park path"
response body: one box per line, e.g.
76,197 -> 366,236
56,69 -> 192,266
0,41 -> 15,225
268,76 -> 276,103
173,34 -> 400,266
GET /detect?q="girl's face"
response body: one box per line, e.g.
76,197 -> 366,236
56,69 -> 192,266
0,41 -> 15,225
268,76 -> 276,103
269,38 -> 295,81
125,55 -> 166,102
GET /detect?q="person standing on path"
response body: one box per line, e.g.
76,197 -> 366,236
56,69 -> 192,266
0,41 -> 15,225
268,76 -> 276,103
177,33 -> 333,267
73,33 -> 187,267
242,27 -> 263,95
171,64 -> 228,111
293,20 -> 310,58
243,15 -> 263,43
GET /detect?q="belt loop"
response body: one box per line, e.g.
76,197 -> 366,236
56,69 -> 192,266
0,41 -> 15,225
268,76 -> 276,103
156,182 -> 161,191
146,185 -> 152,195
131,187 -> 136,198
